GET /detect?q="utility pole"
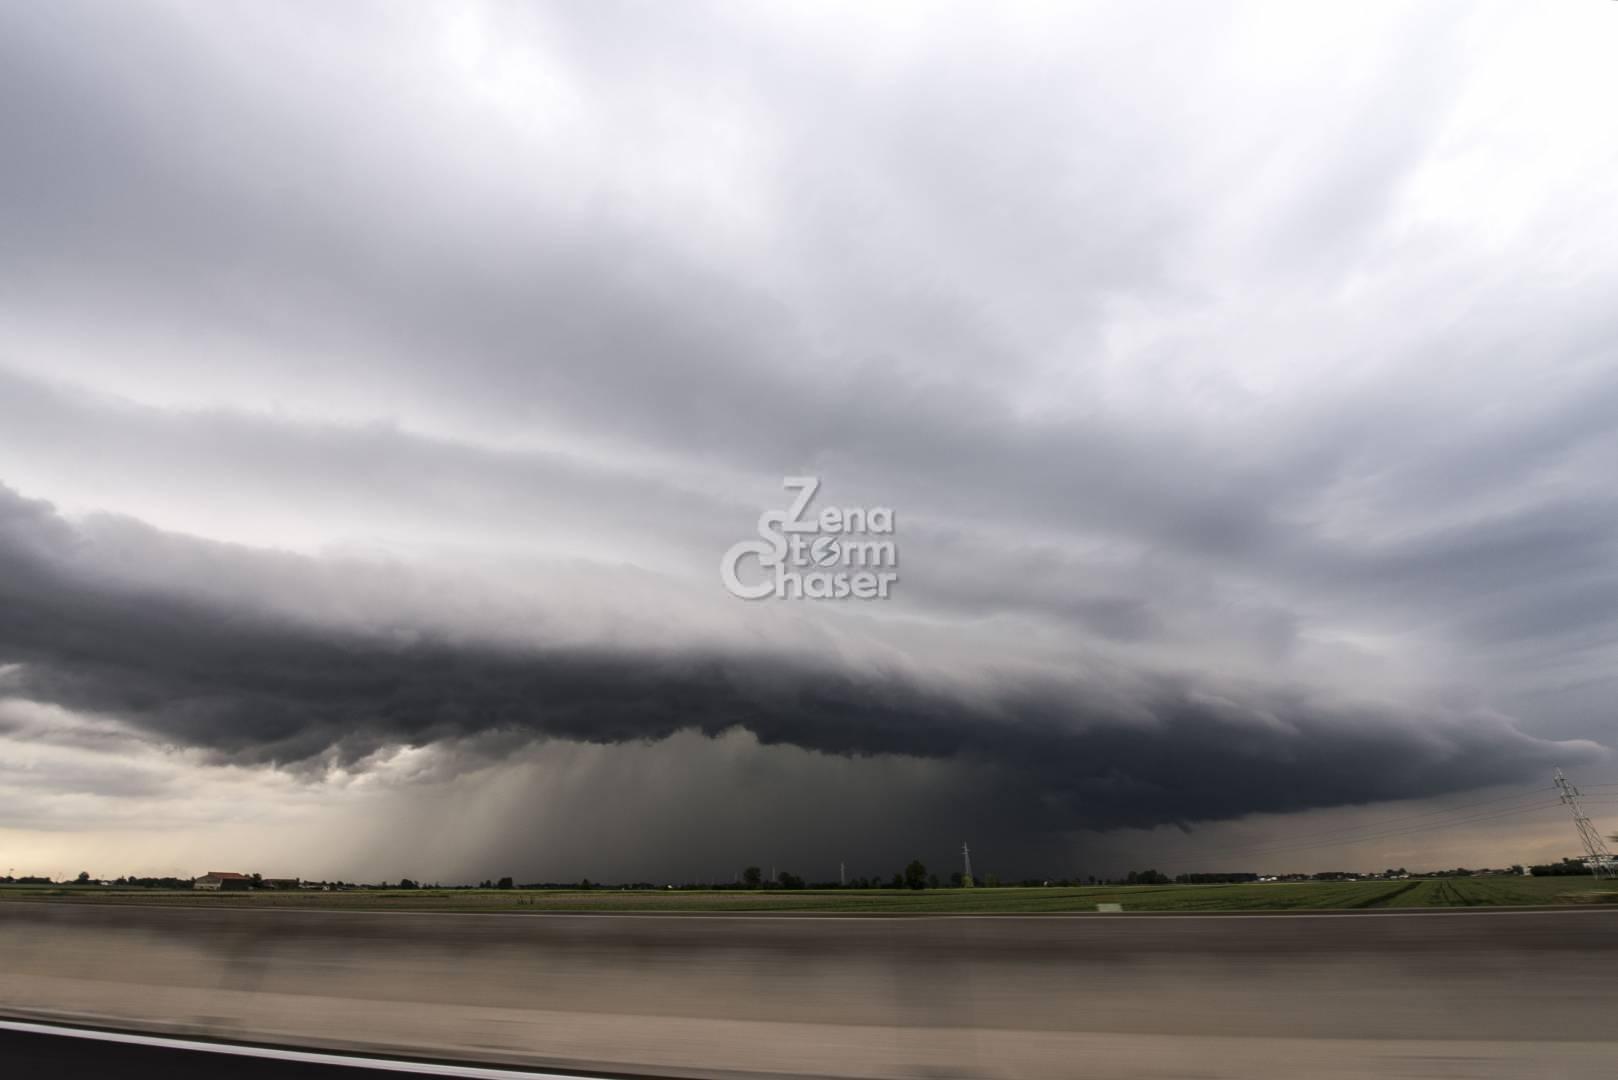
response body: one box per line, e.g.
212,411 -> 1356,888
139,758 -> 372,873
1555,768 -> 1617,879
962,842 -> 975,888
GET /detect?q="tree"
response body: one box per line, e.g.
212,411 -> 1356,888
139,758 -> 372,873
743,866 -> 763,888
76,871 -> 91,883
776,871 -> 804,889
1125,869 -> 1170,885
1531,859 -> 1589,877
949,871 -> 963,887
496,876 -> 514,889
903,860 -> 927,890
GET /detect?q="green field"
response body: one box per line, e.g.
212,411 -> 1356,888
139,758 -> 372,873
4,876 -> 1617,914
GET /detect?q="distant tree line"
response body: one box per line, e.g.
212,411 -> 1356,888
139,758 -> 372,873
1530,858 -> 1593,877
15,859 -> 1590,892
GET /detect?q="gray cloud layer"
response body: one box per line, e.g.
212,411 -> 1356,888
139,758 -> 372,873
1,486 -> 1598,844
3,3 -> 1617,872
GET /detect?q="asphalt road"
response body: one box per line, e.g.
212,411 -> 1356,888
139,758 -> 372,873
4,903 -> 1617,1078
0,1022 -> 599,1079
0,1027 -> 358,1080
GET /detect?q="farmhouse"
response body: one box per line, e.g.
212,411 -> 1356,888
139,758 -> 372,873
193,871 -> 251,891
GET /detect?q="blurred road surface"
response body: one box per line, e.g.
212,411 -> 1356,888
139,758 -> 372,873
0,1023 -> 587,1079
3,903 -> 1615,1079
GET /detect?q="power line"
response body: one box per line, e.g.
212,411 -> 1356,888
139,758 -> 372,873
1177,796 -> 1618,872
1168,782 -> 1580,869
1160,774 -> 1618,874
1174,799 -> 1566,868
1259,785 -> 1559,844
1222,801 -> 1563,857
1176,795 -> 1561,862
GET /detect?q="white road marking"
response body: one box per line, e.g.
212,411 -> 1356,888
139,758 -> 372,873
0,1018 -> 599,1078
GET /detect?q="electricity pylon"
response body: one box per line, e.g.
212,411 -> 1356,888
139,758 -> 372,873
962,842 -> 975,888
1555,768 -> 1618,879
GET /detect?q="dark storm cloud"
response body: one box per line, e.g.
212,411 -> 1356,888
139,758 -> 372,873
2,1 -> 1617,876
0,487 -> 1596,834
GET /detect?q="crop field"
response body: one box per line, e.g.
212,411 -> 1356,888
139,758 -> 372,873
4,875 -> 1616,914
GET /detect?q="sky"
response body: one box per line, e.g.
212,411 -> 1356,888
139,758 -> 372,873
4,1 -> 1618,883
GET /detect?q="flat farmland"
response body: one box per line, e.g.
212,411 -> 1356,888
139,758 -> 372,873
3,875 -> 1614,913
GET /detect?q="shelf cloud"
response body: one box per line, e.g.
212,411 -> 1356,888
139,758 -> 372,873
3,1 -> 1617,875
0,486 -> 1599,848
